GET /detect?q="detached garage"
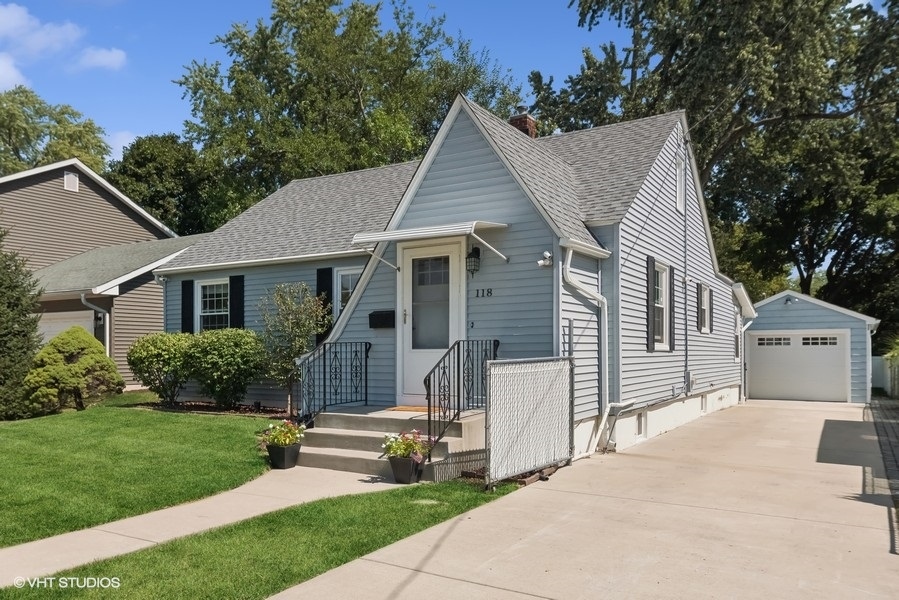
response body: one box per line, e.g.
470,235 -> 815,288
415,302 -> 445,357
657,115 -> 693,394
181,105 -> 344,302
746,291 -> 879,404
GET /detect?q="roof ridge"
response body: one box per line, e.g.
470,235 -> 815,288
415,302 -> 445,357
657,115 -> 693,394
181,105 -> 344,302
536,110 -> 685,142
284,159 -> 421,186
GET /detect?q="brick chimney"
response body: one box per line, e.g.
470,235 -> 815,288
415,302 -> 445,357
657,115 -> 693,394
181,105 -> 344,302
509,105 -> 537,138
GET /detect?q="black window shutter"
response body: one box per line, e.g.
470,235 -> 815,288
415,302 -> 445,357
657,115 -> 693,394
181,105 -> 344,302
229,275 -> 244,328
181,280 -> 194,333
646,256 -> 655,353
316,268 -> 334,344
696,282 -> 703,332
669,265 -> 676,352
709,288 -> 714,333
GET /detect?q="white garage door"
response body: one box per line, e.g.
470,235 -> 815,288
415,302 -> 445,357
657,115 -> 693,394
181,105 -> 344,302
747,331 -> 849,402
38,311 -> 94,344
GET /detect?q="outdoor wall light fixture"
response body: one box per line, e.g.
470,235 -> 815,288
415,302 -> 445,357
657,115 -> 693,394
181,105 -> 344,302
536,251 -> 553,267
784,296 -> 799,305
466,246 -> 481,276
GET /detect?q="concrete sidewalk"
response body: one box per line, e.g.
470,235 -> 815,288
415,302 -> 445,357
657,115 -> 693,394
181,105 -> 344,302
0,467 -> 399,587
273,400 -> 899,599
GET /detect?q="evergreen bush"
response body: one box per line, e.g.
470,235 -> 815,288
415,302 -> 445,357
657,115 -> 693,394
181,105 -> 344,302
0,228 -> 42,420
23,326 -> 124,415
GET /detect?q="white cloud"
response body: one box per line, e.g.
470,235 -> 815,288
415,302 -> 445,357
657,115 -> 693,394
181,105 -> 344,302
75,47 -> 126,71
107,130 -> 136,161
0,4 -> 83,61
0,52 -> 27,90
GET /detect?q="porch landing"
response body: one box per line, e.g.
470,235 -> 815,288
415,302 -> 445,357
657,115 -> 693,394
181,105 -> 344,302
298,406 -> 486,482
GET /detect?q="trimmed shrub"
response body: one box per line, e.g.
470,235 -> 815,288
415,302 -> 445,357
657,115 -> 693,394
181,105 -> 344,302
187,328 -> 265,409
23,326 -> 124,415
127,332 -> 193,406
0,228 -> 42,420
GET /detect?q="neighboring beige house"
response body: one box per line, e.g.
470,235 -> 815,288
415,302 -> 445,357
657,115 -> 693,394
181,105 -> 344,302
0,158 -> 203,385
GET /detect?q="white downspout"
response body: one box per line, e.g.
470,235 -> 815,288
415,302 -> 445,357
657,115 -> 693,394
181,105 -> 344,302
740,318 -> 755,403
80,293 -> 110,358
562,247 -> 610,456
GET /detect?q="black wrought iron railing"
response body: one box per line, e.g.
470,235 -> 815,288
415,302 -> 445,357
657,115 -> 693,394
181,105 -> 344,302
425,339 -> 499,461
295,341 -> 371,425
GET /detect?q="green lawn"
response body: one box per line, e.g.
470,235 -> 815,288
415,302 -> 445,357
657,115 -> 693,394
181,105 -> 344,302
0,393 -> 270,547
2,480 -> 515,599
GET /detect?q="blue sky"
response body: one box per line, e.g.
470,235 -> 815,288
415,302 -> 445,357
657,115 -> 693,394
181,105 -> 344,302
3,1 -> 623,160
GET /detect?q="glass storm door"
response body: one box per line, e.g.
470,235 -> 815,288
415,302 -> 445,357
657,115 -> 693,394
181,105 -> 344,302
399,242 -> 463,404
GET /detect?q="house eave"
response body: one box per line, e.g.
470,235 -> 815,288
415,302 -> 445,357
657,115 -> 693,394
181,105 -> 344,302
154,249 -> 369,275
559,237 -> 611,259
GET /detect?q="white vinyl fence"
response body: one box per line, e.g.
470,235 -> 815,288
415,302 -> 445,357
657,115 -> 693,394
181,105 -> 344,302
485,357 -> 574,487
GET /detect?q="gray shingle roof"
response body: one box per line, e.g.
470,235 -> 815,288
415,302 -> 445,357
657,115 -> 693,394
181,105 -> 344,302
161,161 -> 418,271
35,234 -> 208,294
161,98 -> 683,270
461,97 -> 597,246
537,111 -> 684,226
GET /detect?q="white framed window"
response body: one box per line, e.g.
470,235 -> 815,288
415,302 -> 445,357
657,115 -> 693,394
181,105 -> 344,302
64,171 -> 79,192
653,263 -> 670,348
196,279 -> 229,331
334,267 -> 362,317
698,284 -> 710,333
675,156 -> 685,214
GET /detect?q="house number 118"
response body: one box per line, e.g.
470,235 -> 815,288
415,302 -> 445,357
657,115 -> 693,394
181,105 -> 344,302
474,288 -> 493,297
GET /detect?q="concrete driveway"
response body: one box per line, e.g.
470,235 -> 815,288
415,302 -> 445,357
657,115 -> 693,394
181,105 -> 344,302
273,400 -> 899,599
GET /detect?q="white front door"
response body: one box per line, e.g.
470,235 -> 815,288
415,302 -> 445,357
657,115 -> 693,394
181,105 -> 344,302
398,241 -> 465,404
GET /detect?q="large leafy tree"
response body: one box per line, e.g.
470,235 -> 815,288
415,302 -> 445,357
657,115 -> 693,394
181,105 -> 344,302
0,86 -> 109,176
534,0 -> 896,186
106,134 -> 221,234
176,0 -> 521,207
531,0 -> 897,320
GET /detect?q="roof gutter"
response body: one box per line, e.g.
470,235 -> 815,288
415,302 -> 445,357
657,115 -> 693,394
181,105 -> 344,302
155,249 -> 368,275
561,246 -> 609,458
80,293 -> 110,358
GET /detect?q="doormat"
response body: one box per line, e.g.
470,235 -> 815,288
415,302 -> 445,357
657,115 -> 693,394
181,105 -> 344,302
386,406 -> 431,412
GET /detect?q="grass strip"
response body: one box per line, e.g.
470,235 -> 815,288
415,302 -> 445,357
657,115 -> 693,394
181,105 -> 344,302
0,393 -> 269,547
2,480 -> 515,599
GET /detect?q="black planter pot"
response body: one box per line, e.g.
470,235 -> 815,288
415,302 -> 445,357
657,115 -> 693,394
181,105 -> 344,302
388,455 -> 424,484
266,443 -> 301,469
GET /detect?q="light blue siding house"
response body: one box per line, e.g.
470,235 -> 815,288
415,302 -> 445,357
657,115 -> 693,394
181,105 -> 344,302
156,95 -> 754,454
746,291 -> 879,404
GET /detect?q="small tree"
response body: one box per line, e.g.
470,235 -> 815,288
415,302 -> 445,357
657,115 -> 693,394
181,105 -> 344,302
23,326 -> 124,416
0,227 -> 42,420
127,332 -> 193,406
188,328 -> 265,409
259,282 -> 332,416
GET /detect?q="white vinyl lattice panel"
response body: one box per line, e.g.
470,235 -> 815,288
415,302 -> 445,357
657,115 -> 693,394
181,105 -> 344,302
485,358 -> 573,485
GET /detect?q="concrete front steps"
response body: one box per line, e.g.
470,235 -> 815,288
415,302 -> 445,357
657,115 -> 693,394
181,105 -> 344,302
297,406 -> 485,482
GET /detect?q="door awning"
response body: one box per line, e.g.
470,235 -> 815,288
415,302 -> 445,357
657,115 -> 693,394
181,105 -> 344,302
352,221 -> 509,268
351,221 -> 507,246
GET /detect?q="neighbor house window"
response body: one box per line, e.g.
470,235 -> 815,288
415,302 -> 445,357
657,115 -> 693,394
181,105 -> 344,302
734,309 -> 741,361
653,264 -> 669,347
334,267 -> 362,317
698,284 -> 710,333
197,279 -> 229,330
675,156 -> 685,213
